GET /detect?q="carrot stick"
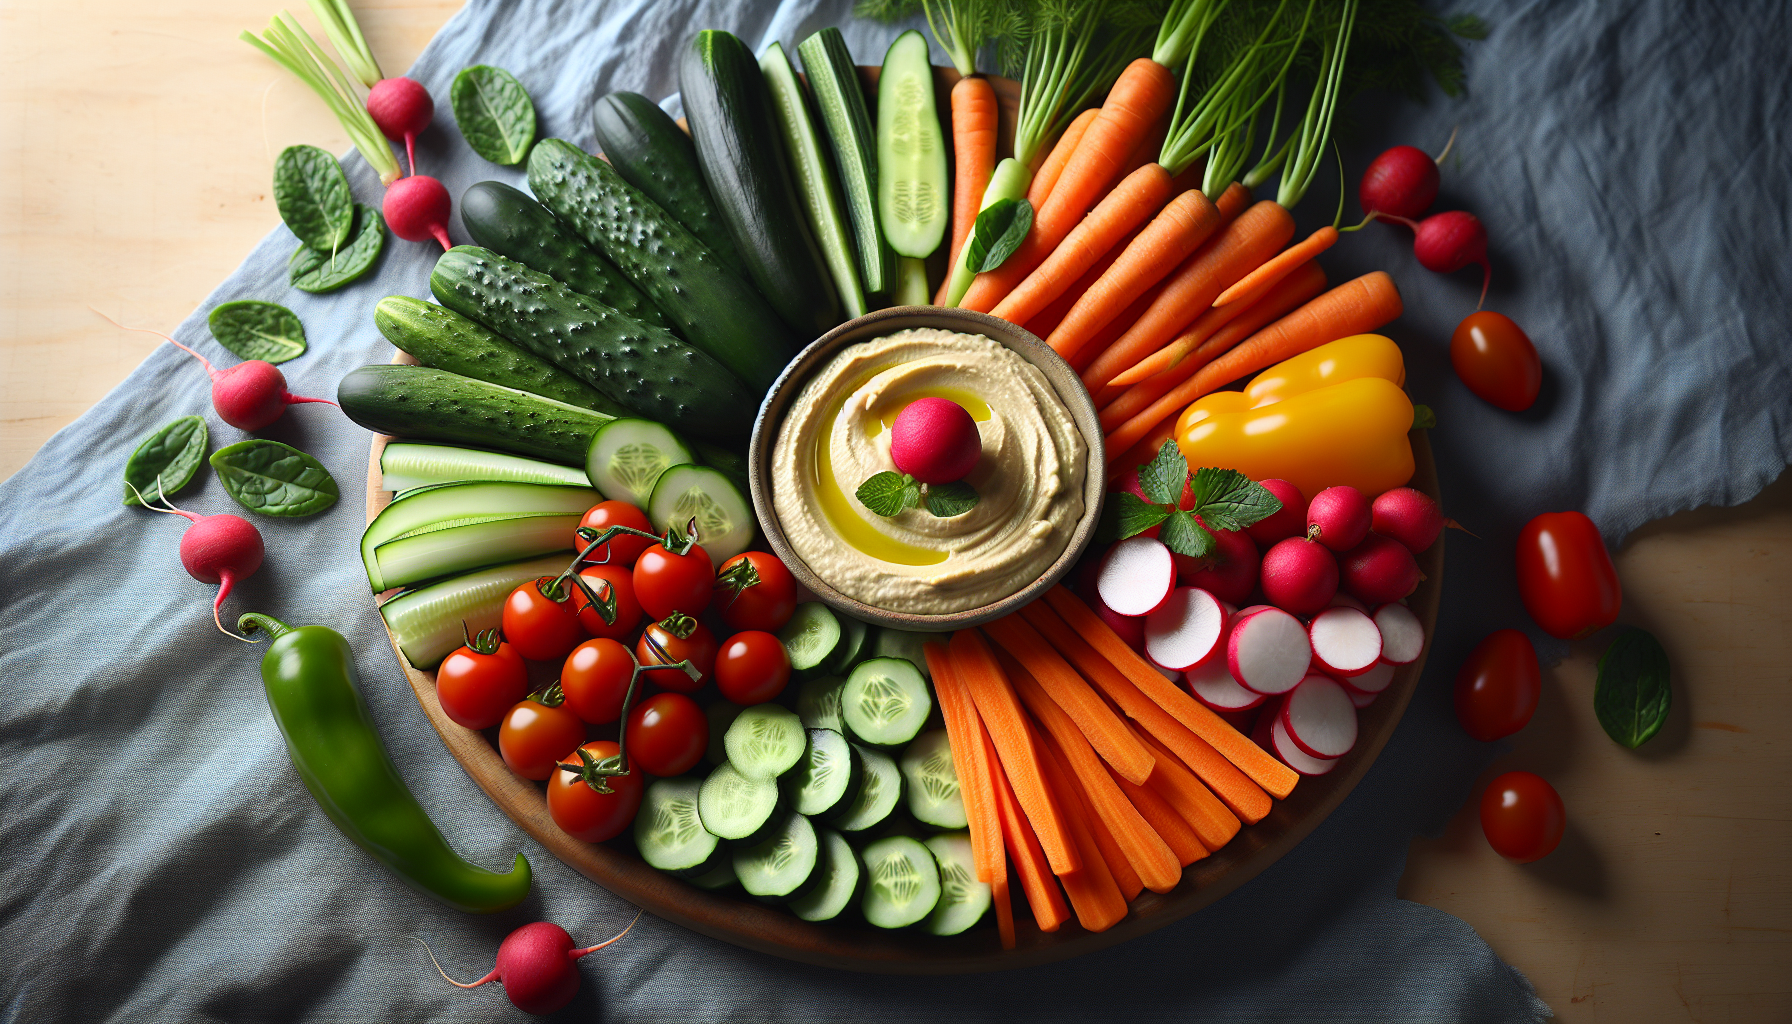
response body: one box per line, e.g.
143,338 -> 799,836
1028,722 -> 1129,931
1134,729 -> 1245,851
1079,200 -> 1296,392
960,58 -> 1178,313
935,76 -> 999,305
987,725 -> 1071,933
925,642 -> 1004,885
1041,587 -> 1299,801
1036,728 -> 1144,901
1108,257 -> 1326,388
1105,761 -> 1208,866
1000,651 -> 1180,894
1098,260 -> 1328,431
1104,271 -> 1403,458
981,615 -> 1155,785
1026,107 -> 1099,209
992,868 -> 1016,950
950,630 -> 1079,874
1213,224 -> 1338,308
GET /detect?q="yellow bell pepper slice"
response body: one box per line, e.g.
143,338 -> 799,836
1242,334 -> 1406,408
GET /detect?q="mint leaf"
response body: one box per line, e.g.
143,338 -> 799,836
1159,510 -> 1215,559
1594,627 -> 1672,749
964,198 -> 1034,274
1097,492 -> 1172,542
924,481 -> 979,518
1137,440 -> 1189,507
1189,467 -> 1282,532
856,471 -> 920,517
1413,404 -> 1437,430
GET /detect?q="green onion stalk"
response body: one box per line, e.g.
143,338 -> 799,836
241,10 -> 402,185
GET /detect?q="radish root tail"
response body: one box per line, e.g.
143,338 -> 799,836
91,307 -> 217,375
212,574 -> 260,644
409,935 -> 499,990
570,909 -> 644,960
1434,126 -> 1459,166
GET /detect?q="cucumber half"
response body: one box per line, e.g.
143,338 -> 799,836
900,728 -> 967,829
378,554 -> 567,669
648,464 -> 753,569
860,835 -> 942,929
842,657 -> 933,747
380,443 -> 591,492
585,418 -> 694,508
875,31 -> 948,259
924,832 -> 991,935
789,825 -> 863,922
723,703 -> 806,781
361,480 -> 596,592
634,777 -> 723,877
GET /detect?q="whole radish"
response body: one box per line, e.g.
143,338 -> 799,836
96,312 -> 335,430
890,397 -> 981,484
366,77 -> 434,176
1382,210 -> 1492,308
1341,533 -> 1423,604
1177,524 -> 1259,605
1359,146 -> 1440,221
1305,485 -> 1372,552
419,913 -> 639,1016
384,174 -> 454,251
1372,487 -> 1445,554
1244,478 -> 1307,548
128,483 -> 264,638
1259,537 -> 1338,616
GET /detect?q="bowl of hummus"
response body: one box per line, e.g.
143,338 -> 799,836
749,306 -> 1104,630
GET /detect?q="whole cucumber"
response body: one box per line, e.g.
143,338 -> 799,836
339,363 -> 611,466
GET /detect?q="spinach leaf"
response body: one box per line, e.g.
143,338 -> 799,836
273,144 -> 354,253
209,439 -> 339,517
963,199 -> 1033,274
289,204 -> 385,293
1594,627 -> 1672,748
121,415 -> 208,507
451,65 -> 537,166
208,301 -> 307,364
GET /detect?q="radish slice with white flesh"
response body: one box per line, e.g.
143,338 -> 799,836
1342,660 -> 1395,695
1186,657 -> 1266,711
1144,587 -> 1226,670
1373,602 -> 1425,664
1149,658 -> 1183,683
1346,688 -> 1378,709
1272,716 -> 1339,775
1098,536 -> 1175,616
1308,606 -> 1383,677
1227,607 -> 1311,695
1280,674 -> 1358,759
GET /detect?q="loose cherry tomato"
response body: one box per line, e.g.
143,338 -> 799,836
1515,511 -> 1621,639
436,626 -> 530,730
560,638 -> 638,725
574,500 -> 655,568
636,613 -> 716,693
1479,770 -> 1565,863
634,541 -> 714,621
502,577 -> 586,662
714,551 -> 798,632
1454,629 -> 1542,741
626,692 -> 708,777
547,740 -> 642,843
498,691 -> 586,781
1451,311 -> 1542,412
713,630 -> 791,705
571,563 -> 644,641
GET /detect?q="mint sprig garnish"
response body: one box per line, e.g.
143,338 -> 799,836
924,481 -> 979,518
857,471 -> 980,519
1096,441 -> 1282,559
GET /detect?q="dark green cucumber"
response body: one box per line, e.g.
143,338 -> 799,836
373,295 -> 627,416
430,246 -> 754,442
798,28 -> 894,295
689,440 -> 751,497
527,138 -> 793,392
680,30 -> 842,338
338,364 -> 611,466
590,91 -> 748,279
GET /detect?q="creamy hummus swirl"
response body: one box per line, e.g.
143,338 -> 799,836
771,328 -> 1087,614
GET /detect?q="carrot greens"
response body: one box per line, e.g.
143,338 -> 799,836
241,13 -> 402,184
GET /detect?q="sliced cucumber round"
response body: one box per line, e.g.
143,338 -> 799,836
724,704 -> 806,781
829,742 -> 903,832
647,464 -> 753,568
586,417 -> 694,507
795,675 -> 846,733
689,856 -> 738,891
860,835 -> 941,929
872,627 -> 932,680
842,657 -> 933,747
900,728 -> 967,830
634,777 -> 722,877
696,762 -> 782,842
732,809 -> 820,902
827,614 -> 876,675
923,831 -> 991,935
784,728 -> 859,817
779,602 -> 842,673
789,825 -> 863,922
705,700 -> 744,767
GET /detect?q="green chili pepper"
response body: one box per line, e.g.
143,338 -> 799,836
239,612 -> 532,913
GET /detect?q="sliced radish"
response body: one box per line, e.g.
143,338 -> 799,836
1186,657 -> 1266,711
1271,716 -> 1338,776
1346,688 -> 1378,709
1148,657 -> 1183,684
1216,706 -> 1260,735
1342,660 -> 1395,695
1144,587 -> 1225,670
1227,607 -> 1311,695
1098,536 -> 1175,616
1308,606 -> 1384,677
1089,590 -> 1146,650
1373,602 -> 1425,664
1280,674 -> 1358,759
1250,696 -> 1282,752
1327,592 -> 1369,614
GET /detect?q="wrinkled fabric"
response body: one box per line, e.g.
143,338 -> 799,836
3,0 -> 1786,1020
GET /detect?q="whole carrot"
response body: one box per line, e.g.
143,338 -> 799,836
935,75 -> 999,305
1213,224 -> 1339,308
1026,107 -> 1099,209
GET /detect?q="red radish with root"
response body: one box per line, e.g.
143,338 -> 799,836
1280,674 -> 1358,759
1175,525 -> 1259,604
1098,536 -> 1175,617
1341,533 -> 1422,605
1372,603 -> 1425,664
1307,606 -> 1384,677
1371,487 -> 1445,554
127,483 -> 264,639
1186,657 -> 1265,712
1144,587 -> 1226,670
95,311 -> 335,430
417,912 -> 640,1016
1305,485 -> 1372,552
1379,210 -> 1492,308
890,398 -> 981,484
1226,607 -> 1311,696
1358,130 -> 1456,222
384,174 -> 455,251
1259,536 -> 1339,616
366,77 -> 434,176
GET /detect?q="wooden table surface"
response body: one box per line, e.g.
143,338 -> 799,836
3,2 -> 1786,1019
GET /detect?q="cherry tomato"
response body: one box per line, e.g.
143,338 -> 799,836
636,614 -> 717,693
502,577 -> 586,662
1454,629 -> 1542,741
1451,311 -> 1542,412
547,740 -> 643,843
626,692 -> 708,777
560,638 -> 638,725
633,542 -> 714,621
571,563 -> 644,641
574,500 -> 655,568
1515,511 -> 1622,639
714,630 -> 791,705
436,629 -> 530,730
498,695 -> 586,780
1479,770 -> 1566,863
714,551 -> 799,632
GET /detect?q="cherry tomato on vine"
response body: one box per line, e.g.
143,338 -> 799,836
571,563 -> 644,641
714,630 -> 791,705
547,740 -> 642,843
626,692 -> 708,777
1454,629 -> 1542,741
634,542 -> 714,620
636,614 -> 716,693
502,577 -> 586,662
1450,311 -> 1542,412
714,551 -> 798,632
1515,511 -> 1621,640
1479,770 -> 1565,863
573,501 -> 655,568
435,626 -> 529,730
498,691 -> 586,781
560,638 -> 638,725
